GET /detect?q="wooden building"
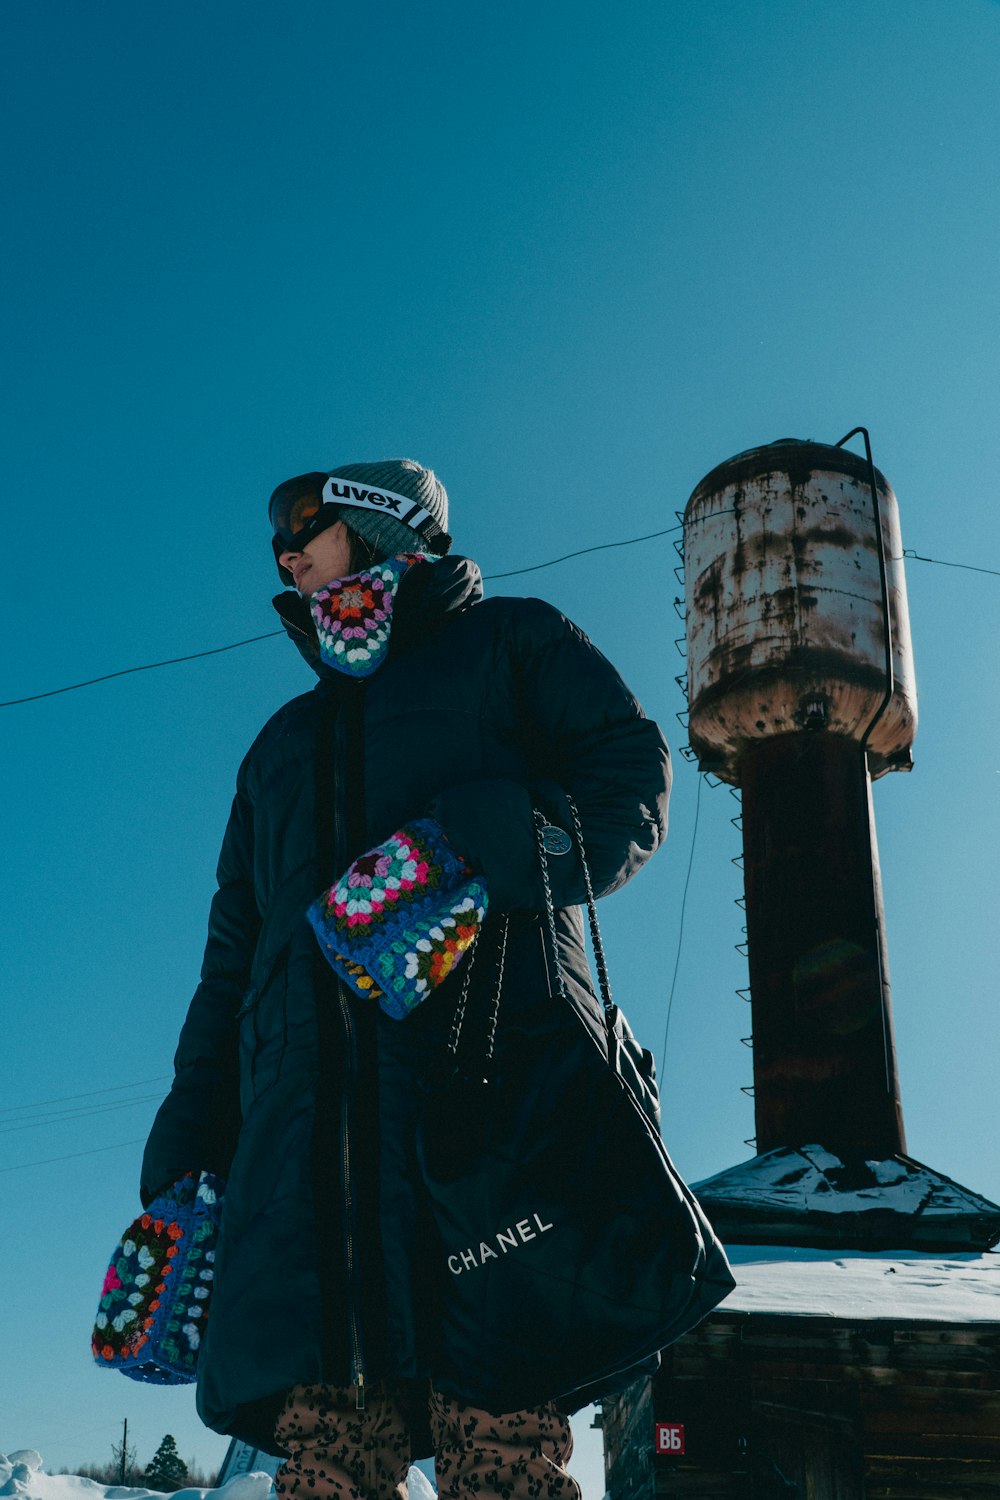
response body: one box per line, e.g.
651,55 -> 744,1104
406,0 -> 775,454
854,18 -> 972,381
599,1246 -> 1000,1499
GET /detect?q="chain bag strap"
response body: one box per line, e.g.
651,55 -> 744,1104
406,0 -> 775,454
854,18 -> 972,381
534,799 -> 661,1117
533,798 -> 612,1015
567,796 -> 614,1009
446,915 -> 509,1072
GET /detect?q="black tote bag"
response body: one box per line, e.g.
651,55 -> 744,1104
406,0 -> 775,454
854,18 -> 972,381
417,805 -> 735,1414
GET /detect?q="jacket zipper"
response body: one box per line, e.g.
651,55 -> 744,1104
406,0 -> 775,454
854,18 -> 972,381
338,981 -> 366,1407
332,689 -> 366,1409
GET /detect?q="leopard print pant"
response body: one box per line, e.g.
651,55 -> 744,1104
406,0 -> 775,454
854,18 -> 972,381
275,1383 -> 411,1500
429,1391 -> 579,1500
274,1382 -> 581,1500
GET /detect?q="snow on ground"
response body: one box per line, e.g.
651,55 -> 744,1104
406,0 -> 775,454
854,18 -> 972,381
723,1244 -> 1000,1321
0,1452 -> 435,1500
0,1452 -> 272,1500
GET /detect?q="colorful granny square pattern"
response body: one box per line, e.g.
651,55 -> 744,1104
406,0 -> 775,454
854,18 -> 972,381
92,1171 -> 224,1385
309,553 -> 428,677
308,819 -> 488,1019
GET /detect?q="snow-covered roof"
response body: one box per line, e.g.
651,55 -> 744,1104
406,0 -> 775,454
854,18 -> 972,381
692,1146 -> 1000,1252
718,1244 -> 1000,1323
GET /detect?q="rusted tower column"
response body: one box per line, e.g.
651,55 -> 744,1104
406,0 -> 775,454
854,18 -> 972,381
740,732 -> 903,1158
683,438 -> 1000,1249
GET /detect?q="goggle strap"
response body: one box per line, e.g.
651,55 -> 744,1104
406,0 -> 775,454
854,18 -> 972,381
321,476 -> 441,539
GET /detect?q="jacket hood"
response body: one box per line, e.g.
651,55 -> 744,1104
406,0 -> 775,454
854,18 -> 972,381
272,554 -> 484,680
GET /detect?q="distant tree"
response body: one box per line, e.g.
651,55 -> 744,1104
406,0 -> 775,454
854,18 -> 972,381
144,1435 -> 189,1492
62,1462 -> 119,1483
182,1459 -> 219,1489
110,1430 -> 139,1487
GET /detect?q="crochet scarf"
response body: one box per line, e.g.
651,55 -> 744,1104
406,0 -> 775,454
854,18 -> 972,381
309,552 -> 429,678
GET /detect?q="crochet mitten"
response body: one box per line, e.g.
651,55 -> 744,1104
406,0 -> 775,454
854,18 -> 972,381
308,818 -> 488,1020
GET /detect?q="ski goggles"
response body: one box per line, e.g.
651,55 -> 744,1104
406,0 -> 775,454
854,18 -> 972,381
269,474 -> 334,571
269,472 -> 450,583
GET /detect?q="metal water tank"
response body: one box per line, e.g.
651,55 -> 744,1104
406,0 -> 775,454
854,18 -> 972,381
683,439 -> 917,783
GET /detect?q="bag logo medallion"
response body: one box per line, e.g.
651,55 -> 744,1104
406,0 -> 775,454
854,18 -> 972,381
538,823 -> 572,856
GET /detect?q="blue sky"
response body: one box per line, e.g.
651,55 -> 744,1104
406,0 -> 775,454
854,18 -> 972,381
3,1 -> 1000,1492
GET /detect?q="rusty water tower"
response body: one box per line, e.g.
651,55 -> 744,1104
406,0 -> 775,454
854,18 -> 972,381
681,433 -> 999,1249
597,436 -> 1000,1500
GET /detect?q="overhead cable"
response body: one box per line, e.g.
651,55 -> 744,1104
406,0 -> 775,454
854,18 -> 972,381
659,772 -> 703,1087
0,1074 -> 172,1115
0,1137 -> 149,1173
0,631 -> 286,708
898,548 -> 1000,579
1,532 -> 995,710
0,1092 -> 165,1134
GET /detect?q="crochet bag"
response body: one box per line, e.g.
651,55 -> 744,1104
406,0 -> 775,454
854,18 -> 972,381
417,800 -> 735,1413
92,1170 -> 224,1384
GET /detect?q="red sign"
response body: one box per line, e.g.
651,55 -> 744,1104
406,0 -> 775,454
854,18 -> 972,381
655,1423 -> 685,1455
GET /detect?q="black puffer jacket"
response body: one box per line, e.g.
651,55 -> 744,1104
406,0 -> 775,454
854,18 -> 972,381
141,556 -> 671,1450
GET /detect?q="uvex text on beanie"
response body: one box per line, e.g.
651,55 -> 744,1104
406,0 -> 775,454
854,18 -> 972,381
327,458 -> 449,557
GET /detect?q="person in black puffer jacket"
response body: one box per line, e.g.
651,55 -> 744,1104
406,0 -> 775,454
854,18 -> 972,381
141,458 -> 672,1500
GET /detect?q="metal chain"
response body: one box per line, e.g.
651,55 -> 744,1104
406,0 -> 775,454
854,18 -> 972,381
533,809 -> 567,1000
483,916 -> 509,1063
451,800 -> 611,1063
565,796 -> 614,1011
446,915 -> 509,1062
446,924 -> 480,1056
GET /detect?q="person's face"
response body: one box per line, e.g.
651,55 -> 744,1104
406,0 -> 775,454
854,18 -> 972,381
278,519 -> 354,596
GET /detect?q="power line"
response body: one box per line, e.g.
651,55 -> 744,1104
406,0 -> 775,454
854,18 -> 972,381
485,523 -> 685,579
898,548 -> 1000,579
0,1074 -> 172,1115
0,519 -> 718,709
0,631 -> 285,708
659,772 -> 703,1086
0,1137 -> 148,1174
0,1092 -> 165,1134
1,532 -> 683,707
3,524 -> 993,711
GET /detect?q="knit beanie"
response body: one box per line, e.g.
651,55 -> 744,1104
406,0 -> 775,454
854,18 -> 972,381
328,458 -> 450,558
